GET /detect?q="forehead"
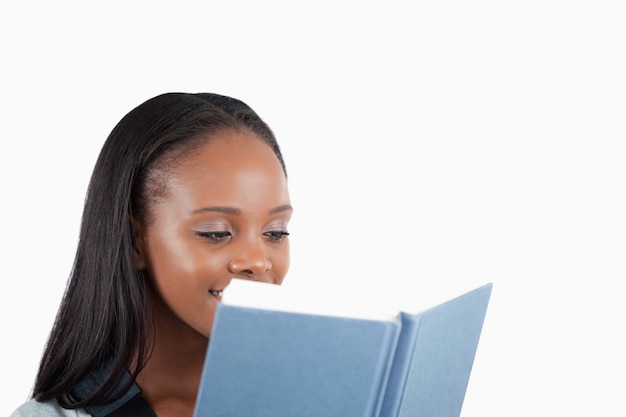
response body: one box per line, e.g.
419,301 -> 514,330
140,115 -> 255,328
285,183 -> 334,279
163,129 -> 289,211
177,128 -> 283,177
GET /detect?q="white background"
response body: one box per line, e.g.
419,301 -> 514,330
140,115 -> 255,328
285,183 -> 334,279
1,1 -> 625,416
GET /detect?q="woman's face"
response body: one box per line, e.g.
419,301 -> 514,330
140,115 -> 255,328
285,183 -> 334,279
137,129 -> 291,338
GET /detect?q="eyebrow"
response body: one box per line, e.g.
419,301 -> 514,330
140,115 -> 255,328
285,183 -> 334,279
191,204 -> 293,216
269,204 -> 293,215
191,207 -> 241,216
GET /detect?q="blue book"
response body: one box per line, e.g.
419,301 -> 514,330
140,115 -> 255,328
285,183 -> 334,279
193,281 -> 492,417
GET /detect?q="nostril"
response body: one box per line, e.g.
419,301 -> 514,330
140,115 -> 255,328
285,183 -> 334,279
228,255 -> 272,276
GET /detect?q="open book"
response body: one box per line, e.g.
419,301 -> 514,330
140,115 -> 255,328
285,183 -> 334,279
193,280 -> 492,417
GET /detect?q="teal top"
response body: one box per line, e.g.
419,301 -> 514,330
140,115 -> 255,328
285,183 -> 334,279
10,363 -> 152,417
10,399 -> 91,417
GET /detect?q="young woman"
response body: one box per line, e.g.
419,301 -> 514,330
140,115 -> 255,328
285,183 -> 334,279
11,92 -> 292,417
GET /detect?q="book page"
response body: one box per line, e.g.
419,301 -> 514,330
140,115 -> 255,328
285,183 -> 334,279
221,278 -> 399,322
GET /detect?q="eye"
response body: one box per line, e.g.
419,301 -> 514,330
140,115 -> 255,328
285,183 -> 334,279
263,231 -> 290,242
195,231 -> 232,243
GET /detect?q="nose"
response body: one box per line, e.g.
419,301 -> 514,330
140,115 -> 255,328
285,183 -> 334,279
228,242 -> 272,280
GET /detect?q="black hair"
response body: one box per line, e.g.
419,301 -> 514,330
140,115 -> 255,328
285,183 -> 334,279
32,93 -> 286,408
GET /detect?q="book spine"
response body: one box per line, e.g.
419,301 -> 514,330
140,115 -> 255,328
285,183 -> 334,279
378,313 -> 421,417
367,318 -> 403,417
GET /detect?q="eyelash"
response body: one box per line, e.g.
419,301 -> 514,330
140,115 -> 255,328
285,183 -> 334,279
195,231 -> 232,243
195,231 -> 290,243
263,231 -> 290,242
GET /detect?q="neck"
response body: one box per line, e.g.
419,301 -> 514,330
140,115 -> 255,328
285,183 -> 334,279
135,294 -> 209,417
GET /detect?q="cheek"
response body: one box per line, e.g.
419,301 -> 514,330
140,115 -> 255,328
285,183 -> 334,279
272,244 -> 291,284
145,234 -> 221,290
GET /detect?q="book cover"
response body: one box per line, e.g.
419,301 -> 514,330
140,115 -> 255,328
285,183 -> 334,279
194,298 -> 401,417
380,283 -> 492,417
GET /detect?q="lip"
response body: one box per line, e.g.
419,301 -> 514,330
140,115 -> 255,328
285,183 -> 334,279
209,289 -> 224,300
209,277 -> 238,301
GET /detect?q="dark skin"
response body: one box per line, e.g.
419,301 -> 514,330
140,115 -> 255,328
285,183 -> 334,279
134,129 -> 292,416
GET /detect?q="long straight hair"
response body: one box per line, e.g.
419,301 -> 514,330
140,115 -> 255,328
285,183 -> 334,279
33,93 -> 286,408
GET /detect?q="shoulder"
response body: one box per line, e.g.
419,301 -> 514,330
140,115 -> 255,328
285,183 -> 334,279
10,399 -> 91,417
